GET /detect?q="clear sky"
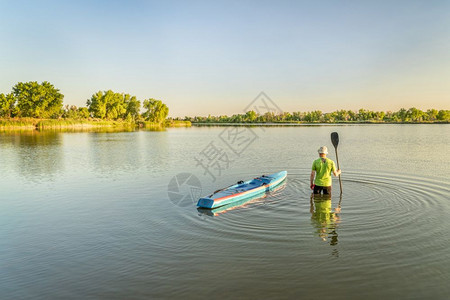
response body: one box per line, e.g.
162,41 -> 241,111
1,0 -> 449,117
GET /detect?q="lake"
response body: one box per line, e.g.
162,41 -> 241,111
1,124 -> 449,299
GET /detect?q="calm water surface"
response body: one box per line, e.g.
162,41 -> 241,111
0,125 -> 449,299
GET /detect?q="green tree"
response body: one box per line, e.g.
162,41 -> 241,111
184,108 -> 448,124
261,112 -> 275,122
124,94 -> 141,121
61,105 -> 89,119
230,114 -> 243,123
13,81 -> 64,118
87,90 -> 137,120
384,111 -> 393,121
323,113 -> 335,123
334,110 -> 349,122
0,93 -> 16,117
280,112 -> 292,121
87,91 -> 107,118
62,105 -> 79,119
292,111 -> 304,121
245,110 -> 257,122
437,110 -> 450,121
304,110 -> 322,122
407,107 -> 424,122
219,115 -> 229,122
374,111 -> 385,121
426,109 -> 438,121
348,110 -> 357,121
104,91 -> 126,120
357,109 -> 371,121
142,98 -> 169,123
78,107 -> 90,119
395,108 -> 408,122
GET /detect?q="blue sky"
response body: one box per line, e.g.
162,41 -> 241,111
1,0 -> 449,117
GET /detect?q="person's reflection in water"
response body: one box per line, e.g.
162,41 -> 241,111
310,194 -> 341,246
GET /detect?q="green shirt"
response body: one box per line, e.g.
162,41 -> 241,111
312,157 -> 336,187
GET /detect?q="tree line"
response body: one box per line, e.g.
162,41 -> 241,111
0,81 -> 169,123
1,81 -> 448,124
184,108 -> 450,123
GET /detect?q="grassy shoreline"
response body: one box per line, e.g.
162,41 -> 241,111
2,118 -> 447,130
0,118 -> 191,130
191,120 -> 449,125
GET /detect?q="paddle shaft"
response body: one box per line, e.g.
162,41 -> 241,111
334,146 -> 343,195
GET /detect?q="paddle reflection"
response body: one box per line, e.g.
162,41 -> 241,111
310,194 -> 342,246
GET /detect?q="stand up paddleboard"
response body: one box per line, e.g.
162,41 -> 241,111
197,171 -> 287,209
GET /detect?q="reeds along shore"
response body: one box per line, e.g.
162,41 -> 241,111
0,118 -> 191,130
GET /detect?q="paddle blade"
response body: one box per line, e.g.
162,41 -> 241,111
331,132 -> 339,148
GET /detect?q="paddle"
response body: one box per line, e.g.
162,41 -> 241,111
331,132 -> 343,195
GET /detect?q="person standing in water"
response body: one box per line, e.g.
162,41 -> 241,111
310,146 -> 341,195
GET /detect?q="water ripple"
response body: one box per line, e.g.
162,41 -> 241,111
164,169 -> 450,277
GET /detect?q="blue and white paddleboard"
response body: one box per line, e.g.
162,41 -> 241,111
197,171 -> 287,209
